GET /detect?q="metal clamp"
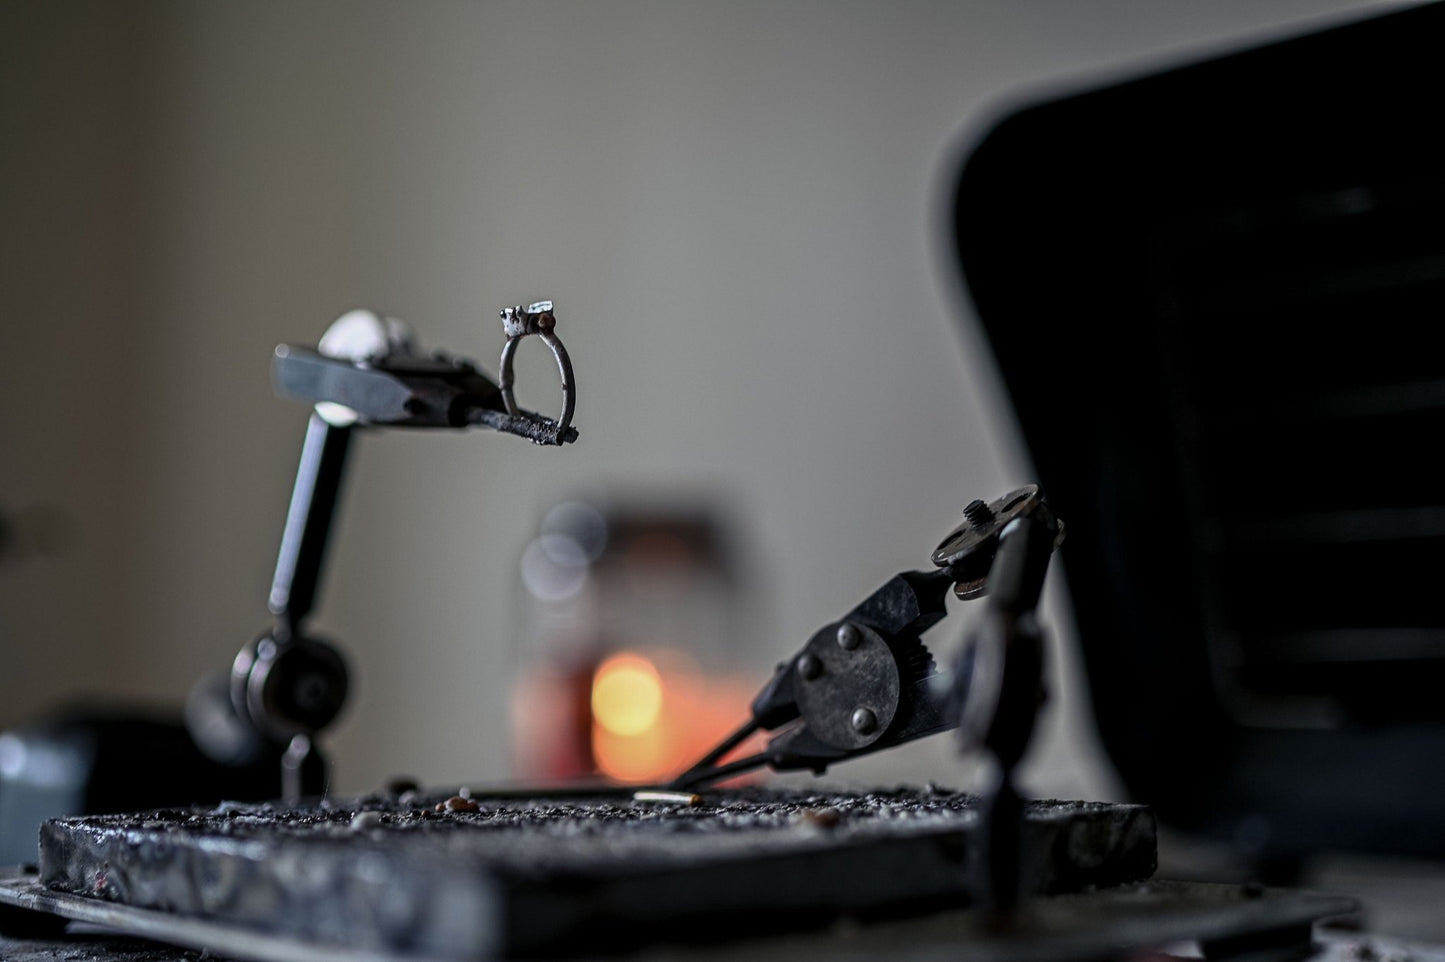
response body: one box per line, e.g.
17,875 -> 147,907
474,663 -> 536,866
498,301 -> 576,436
933,484 -> 1065,600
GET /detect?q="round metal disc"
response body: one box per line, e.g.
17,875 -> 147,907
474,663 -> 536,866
952,575 -> 991,602
931,484 -> 1041,570
793,621 -> 900,751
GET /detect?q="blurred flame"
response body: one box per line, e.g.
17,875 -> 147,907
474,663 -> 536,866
591,653 -> 664,736
588,650 -> 759,784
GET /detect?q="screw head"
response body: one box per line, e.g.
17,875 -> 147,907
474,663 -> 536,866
836,623 -> 861,650
964,499 -> 996,527
798,654 -> 823,680
851,707 -> 877,734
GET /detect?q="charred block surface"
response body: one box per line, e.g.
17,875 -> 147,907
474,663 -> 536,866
39,787 -> 1154,958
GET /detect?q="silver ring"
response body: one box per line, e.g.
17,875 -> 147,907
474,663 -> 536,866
498,301 -> 575,434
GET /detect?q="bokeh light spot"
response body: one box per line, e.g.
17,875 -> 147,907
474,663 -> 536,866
591,653 -> 663,737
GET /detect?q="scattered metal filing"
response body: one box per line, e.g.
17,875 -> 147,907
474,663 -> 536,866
28,787 -> 1155,959
436,795 -> 479,813
632,789 -> 704,806
348,810 -> 384,830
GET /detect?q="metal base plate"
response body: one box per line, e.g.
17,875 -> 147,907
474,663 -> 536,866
0,874 -> 1357,962
24,787 -> 1155,958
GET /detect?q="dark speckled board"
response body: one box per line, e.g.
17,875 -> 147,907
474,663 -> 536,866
38,787 -> 1155,959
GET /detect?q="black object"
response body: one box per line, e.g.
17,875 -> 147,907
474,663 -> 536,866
670,486 -> 1065,915
220,412 -> 353,767
28,788 -> 1155,959
0,709 -> 317,868
952,500 -> 1061,914
954,2 -> 1445,859
272,345 -> 577,445
216,312 -> 580,792
2,310 -> 582,866
671,486 -> 1061,790
0,874 -> 1359,962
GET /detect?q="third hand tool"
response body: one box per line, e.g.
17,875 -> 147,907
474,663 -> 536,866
669,485 -> 1063,790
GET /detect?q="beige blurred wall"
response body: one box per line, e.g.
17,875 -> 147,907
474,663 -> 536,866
1,0 -> 1387,797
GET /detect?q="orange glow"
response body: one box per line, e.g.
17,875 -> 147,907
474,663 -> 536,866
589,650 -> 760,784
591,653 -> 664,736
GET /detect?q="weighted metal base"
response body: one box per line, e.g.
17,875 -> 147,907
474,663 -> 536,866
1,872 -> 1357,962
23,787 -> 1156,958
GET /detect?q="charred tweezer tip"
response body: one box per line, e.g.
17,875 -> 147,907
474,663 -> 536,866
668,718 -> 764,789
469,408 -> 579,446
668,751 -> 771,790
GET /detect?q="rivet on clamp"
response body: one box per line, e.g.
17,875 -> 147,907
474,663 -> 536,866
499,300 -> 576,439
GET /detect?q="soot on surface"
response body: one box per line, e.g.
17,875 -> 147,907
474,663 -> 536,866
39,786 -> 1156,957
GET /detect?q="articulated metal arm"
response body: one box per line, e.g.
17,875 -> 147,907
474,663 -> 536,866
206,305 -> 582,800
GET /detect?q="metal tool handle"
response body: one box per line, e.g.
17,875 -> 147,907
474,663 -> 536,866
268,413 -> 351,634
231,411 -> 353,764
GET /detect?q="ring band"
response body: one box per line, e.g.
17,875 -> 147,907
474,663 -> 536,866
498,301 -> 576,435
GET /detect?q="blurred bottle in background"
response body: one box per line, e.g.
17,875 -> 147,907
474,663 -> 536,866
510,499 -> 763,784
